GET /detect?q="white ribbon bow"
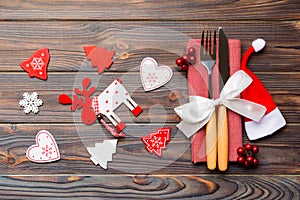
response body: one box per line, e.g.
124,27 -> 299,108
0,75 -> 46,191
174,70 -> 267,138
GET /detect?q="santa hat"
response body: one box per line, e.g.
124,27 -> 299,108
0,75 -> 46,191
241,39 -> 286,140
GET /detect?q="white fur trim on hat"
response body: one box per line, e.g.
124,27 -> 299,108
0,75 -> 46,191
245,107 -> 286,140
252,39 -> 266,52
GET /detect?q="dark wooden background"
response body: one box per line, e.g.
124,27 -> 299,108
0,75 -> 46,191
0,0 -> 299,199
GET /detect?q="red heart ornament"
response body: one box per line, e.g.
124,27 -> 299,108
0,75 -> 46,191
20,48 -> 50,80
26,130 -> 60,163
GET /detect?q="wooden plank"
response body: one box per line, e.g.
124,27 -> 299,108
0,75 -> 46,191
0,175 -> 298,199
0,21 -> 298,72
0,123 -> 299,175
0,0 -> 299,21
0,0 -> 298,198
0,72 -> 298,123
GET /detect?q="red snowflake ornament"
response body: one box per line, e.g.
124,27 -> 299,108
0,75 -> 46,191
84,46 -> 115,74
142,127 -> 171,157
20,48 -> 50,80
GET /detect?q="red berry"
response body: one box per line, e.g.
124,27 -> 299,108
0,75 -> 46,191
187,47 -> 196,56
182,55 -> 189,64
237,147 -> 245,155
180,64 -> 188,71
251,145 -> 259,154
237,155 -> 245,165
246,155 -> 253,164
175,57 -> 184,66
188,56 -> 196,65
243,160 -> 251,168
252,157 -> 259,167
245,143 -> 252,151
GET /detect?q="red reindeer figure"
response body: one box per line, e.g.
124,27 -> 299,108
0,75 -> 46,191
59,78 -> 143,137
59,77 -> 97,125
92,79 -> 143,133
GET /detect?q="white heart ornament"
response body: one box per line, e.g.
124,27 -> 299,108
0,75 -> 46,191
140,57 -> 173,91
26,130 -> 60,163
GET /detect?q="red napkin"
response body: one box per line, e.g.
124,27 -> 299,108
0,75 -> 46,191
186,39 -> 242,163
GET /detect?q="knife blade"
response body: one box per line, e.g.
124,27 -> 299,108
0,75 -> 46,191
217,27 -> 230,171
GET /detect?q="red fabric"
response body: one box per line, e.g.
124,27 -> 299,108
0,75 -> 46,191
240,46 -> 277,122
100,118 -> 125,137
187,39 -> 242,163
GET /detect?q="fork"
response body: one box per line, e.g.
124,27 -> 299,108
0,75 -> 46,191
200,30 -> 217,170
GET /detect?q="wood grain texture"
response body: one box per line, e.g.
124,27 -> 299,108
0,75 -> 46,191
0,21 -> 298,72
0,0 -> 299,20
0,0 -> 299,198
0,175 -> 298,199
0,124 -> 299,175
0,72 -> 298,123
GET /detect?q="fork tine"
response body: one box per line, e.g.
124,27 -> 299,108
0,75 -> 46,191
200,29 -> 217,60
213,30 -> 216,58
201,30 -> 204,47
206,30 -> 208,54
209,30 -> 212,54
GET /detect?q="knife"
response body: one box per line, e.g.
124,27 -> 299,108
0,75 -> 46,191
217,27 -> 230,171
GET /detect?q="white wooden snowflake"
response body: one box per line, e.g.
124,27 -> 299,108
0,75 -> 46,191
19,92 -> 43,114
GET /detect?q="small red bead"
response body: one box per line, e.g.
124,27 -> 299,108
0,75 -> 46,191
187,47 -> 196,56
182,55 -> 189,64
245,143 -> 252,151
175,57 -> 184,66
180,64 -> 188,71
246,155 -> 253,164
243,160 -> 251,168
237,147 -> 245,155
237,155 -> 245,165
188,56 -> 196,65
252,157 -> 259,167
251,145 -> 259,154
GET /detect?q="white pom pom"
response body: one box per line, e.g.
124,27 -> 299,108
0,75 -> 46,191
252,38 -> 266,52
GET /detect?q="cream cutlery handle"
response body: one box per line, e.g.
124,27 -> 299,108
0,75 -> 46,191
206,110 -> 217,170
218,105 -> 228,171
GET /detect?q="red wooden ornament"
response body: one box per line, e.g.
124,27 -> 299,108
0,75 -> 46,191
142,127 -> 171,157
84,46 -> 115,74
20,48 -> 50,80
58,77 -> 97,125
58,94 -> 73,105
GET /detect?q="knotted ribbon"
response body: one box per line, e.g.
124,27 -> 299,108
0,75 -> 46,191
174,70 -> 267,138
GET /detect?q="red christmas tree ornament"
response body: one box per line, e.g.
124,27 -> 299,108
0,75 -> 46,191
84,46 -> 115,74
142,127 -> 171,157
20,48 -> 50,80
